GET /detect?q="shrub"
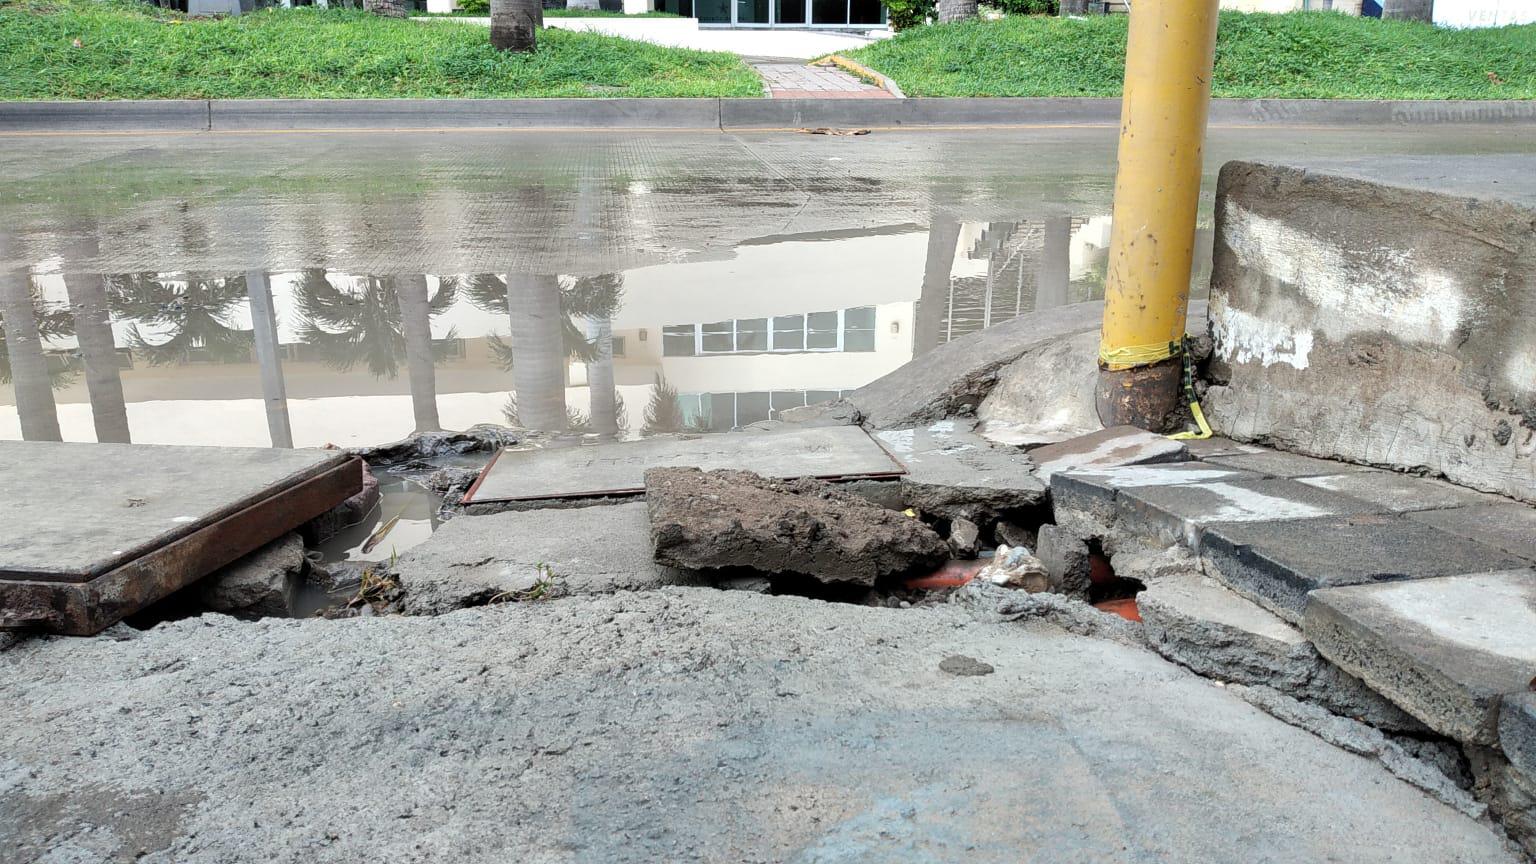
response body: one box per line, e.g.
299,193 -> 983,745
884,0 -> 934,31
458,0 -> 489,13
988,0 -> 1056,13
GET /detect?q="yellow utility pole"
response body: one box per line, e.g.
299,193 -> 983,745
1096,0 -> 1221,430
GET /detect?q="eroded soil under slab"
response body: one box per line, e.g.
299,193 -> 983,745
0,589 -> 1519,863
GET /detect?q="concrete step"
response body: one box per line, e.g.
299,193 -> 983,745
1303,570 -> 1536,746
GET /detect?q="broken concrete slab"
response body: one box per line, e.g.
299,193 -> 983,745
1203,514 -> 1529,624
463,426 -> 902,505
972,329 -> 1100,446
1502,692 -> 1536,780
873,420 -> 1045,521
195,533 -> 305,619
392,502 -> 707,615
1117,477 -> 1383,551
1409,503 -> 1536,561
1203,158 -> 1536,505
1181,437 -> 1266,459
1305,570 -> 1536,746
0,589 -> 1519,862
1298,471 -> 1506,513
1137,569 -> 1425,733
1202,450 -> 1378,479
1035,524 -> 1091,597
1028,425 -> 1190,483
0,441 -> 360,635
646,468 -> 947,586
849,301 -> 1105,430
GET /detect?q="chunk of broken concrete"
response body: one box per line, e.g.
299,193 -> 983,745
645,468 -> 947,587
948,517 -> 981,558
196,533 -> 305,618
392,502 -> 706,615
874,420 -> 1046,522
1028,425 -> 1190,483
976,545 -> 1049,593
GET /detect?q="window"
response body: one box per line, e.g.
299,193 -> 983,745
737,392 -> 771,425
843,306 -> 875,352
610,336 -> 626,358
662,325 -> 696,357
659,307 -> 880,356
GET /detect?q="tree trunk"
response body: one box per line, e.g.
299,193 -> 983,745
396,274 -> 442,434
1034,216 -> 1072,312
912,214 -> 961,356
0,269 -> 63,442
586,316 -> 618,438
937,0 -> 977,23
246,271 -> 294,448
1380,0 -> 1433,21
506,273 -> 567,432
363,0 -> 410,16
63,271 -> 131,444
491,0 -> 542,52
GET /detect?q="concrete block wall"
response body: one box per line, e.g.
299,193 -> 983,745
1203,158 -> 1536,504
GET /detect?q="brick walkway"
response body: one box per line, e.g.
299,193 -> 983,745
753,61 -> 895,99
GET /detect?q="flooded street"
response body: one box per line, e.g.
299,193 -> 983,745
3,125 -> 1534,450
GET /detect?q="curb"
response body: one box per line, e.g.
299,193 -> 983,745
822,55 -> 907,99
2,97 -> 1535,133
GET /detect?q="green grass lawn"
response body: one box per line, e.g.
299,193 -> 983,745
845,11 -> 1536,99
0,0 -> 761,100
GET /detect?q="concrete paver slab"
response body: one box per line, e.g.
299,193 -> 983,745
0,590 -> 1520,862
1029,425 -> 1189,483
1299,471 -> 1506,513
394,502 -> 705,615
1201,513 -> 1530,624
463,427 -> 902,504
0,441 -> 359,634
1305,570 -> 1536,745
1120,477 -> 1384,550
873,420 -> 1045,519
1204,449 -> 1379,479
1409,503 -> 1536,561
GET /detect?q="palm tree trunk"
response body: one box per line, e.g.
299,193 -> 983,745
586,316 -> 617,438
246,271 -> 294,448
63,271 -> 131,444
363,0 -> 410,16
937,0 -> 977,23
396,274 -> 443,434
0,268 -> 63,442
491,0 -> 542,52
913,214 -> 961,355
506,273 -> 566,432
1035,216 -> 1072,312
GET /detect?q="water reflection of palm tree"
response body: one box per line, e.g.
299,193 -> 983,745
64,271 -> 132,444
108,273 -> 254,366
246,271 -> 294,448
459,272 -> 624,434
0,273 -> 71,441
292,270 -> 458,382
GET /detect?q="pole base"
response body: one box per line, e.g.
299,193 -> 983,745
1096,358 -> 1184,433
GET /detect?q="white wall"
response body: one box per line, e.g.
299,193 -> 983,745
1435,0 -> 1536,27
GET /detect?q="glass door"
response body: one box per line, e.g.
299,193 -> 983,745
774,0 -> 805,23
736,0 -> 771,24
696,0 -> 730,23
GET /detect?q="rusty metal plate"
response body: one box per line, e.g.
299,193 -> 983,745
0,441 -> 361,635
463,426 -> 905,505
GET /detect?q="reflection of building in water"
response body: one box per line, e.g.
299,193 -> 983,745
1,217 -> 1187,447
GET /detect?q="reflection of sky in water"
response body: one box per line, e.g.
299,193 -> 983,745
0,220 -> 1128,449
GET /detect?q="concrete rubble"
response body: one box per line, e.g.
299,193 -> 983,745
645,467 -> 948,586
194,533 -> 307,619
873,420 -> 1046,522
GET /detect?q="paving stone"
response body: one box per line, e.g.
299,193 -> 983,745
1409,503 -> 1536,561
1203,513 -> 1531,624
394,503 -> 708,615
1050,462 -> 1261,546
1204,449 -> 1378,479
1298,471 -> 1506,513
873,421 -> 1046,521
1029,425 -> 1190,483
1181,437 -> 1266,459
1503,692 -> 1536,779
1304,570 -> 1536,745
1120,477 -> 1382,551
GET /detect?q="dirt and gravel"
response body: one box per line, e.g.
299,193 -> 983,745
0,588 -> 1520,864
